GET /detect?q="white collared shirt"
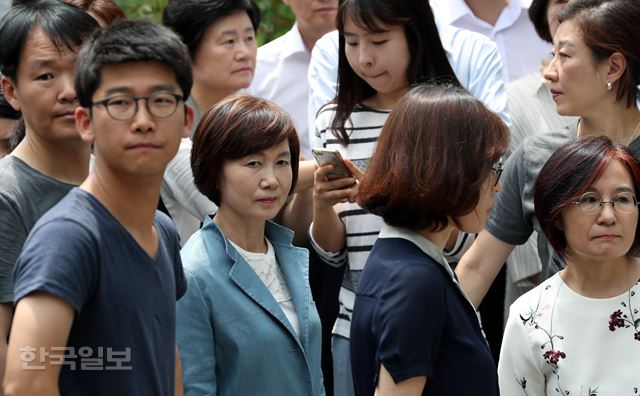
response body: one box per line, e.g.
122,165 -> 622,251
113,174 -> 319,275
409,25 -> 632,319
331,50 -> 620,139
430,0 -> 552,82
248,24 -> 313,159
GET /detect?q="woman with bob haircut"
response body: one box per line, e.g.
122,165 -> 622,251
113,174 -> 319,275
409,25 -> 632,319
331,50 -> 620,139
499,136 -> 640,395
457,0 -> 640,309
350,83 -> 509,396
176,94 -> 325,396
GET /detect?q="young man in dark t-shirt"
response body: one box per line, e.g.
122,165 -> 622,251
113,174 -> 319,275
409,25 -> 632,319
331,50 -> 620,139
5,20 -> 194,396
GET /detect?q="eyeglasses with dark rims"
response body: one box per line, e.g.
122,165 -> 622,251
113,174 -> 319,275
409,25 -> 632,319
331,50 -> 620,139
90,92 -> 184,121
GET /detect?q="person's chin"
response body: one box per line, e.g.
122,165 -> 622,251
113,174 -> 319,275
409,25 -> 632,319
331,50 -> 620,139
554,103 -> 574,117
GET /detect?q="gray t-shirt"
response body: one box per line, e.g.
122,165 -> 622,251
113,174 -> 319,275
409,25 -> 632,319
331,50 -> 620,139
0,156 -> 75,303
485,123 -> 640,279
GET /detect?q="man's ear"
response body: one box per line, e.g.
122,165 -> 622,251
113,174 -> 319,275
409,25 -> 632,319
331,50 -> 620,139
75,107 -> 95,144
182,105 -> 194,139
1,75 -> 22,112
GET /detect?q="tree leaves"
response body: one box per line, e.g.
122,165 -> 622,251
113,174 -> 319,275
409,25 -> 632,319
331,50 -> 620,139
115,0 -> 296,45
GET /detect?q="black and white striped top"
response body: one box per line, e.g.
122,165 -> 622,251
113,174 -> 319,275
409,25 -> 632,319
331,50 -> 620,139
310,103 -> 389,339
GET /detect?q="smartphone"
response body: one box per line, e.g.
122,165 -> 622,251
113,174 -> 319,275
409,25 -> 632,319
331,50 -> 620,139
312,148 -> 353,180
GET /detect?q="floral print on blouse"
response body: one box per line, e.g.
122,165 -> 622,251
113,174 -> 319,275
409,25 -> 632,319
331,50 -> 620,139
498,272 -> 640,396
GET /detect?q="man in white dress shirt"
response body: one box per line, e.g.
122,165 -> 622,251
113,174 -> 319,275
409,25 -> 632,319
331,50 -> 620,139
430,0 -> 551,82
249,0 -> 337,160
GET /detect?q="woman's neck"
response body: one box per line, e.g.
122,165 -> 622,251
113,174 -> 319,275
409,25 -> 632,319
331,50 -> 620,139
416,224 -> 455,252
362,87 -> 410,110
578,105 -> 640,145
213,208 -> 267,253
561,255 -> 640,298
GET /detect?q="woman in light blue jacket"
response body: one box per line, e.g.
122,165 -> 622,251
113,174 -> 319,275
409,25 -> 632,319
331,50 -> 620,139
177,94 -> 324,396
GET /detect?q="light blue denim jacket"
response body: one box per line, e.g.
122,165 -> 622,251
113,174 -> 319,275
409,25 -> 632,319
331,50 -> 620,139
177,217 -> 325,396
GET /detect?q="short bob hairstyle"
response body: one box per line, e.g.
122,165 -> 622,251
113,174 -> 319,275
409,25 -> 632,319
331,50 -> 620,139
64,0 -> 126,26
357,83 -> 509,231
534,136 -> 640,260
162,0 -> 260,61
0,0 -> 99,82
191,94 -> 300,206
557,0 -> 640,108
331,0 -> 460,146
75,20 -> 192,108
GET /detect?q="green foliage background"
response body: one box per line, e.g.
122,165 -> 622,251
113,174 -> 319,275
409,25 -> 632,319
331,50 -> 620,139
115,0 -> 295,46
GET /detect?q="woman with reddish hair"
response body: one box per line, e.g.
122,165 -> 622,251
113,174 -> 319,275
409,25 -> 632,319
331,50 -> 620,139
350,83 -> 509,396
499,136 -> 640,394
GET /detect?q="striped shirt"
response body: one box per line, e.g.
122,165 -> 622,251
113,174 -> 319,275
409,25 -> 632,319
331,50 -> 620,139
310,104 -> 388,338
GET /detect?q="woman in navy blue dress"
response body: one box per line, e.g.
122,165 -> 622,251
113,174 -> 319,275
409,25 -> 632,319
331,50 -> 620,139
350,83 -> 509,395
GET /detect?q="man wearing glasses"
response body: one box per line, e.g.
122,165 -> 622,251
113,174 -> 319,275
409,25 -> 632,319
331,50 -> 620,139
5,20 -> 193,396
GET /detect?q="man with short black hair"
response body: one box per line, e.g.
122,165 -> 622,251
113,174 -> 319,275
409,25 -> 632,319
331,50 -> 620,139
4,20 -> 194,395
0,0 -> 99,382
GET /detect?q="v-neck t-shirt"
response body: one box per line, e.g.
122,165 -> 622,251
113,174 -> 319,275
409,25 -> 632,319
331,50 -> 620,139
13,187 -> 186,396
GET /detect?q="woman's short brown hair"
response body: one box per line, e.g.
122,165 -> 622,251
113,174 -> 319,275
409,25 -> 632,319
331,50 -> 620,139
191,94 -> 300,206
357,83 -> 509,231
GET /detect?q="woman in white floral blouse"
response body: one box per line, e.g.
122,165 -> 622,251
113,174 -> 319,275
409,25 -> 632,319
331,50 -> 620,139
498,136 -> 640,395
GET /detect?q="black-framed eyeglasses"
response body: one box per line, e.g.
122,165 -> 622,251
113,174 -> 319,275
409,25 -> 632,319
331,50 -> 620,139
491,159 -> 503,187
571,191 -> 639,215
90,92 -> 184,121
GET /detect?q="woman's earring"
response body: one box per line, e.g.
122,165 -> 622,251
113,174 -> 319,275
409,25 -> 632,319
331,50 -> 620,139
607,81 -> 613,91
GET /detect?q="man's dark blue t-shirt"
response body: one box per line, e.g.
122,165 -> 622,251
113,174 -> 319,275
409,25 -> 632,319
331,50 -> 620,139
13,188 -> 187,396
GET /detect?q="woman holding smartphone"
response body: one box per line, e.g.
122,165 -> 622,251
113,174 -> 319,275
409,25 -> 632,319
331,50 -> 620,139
309,1 -> 461,393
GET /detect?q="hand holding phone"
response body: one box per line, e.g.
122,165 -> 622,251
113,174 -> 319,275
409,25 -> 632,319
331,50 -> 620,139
312,148 -> 353,180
